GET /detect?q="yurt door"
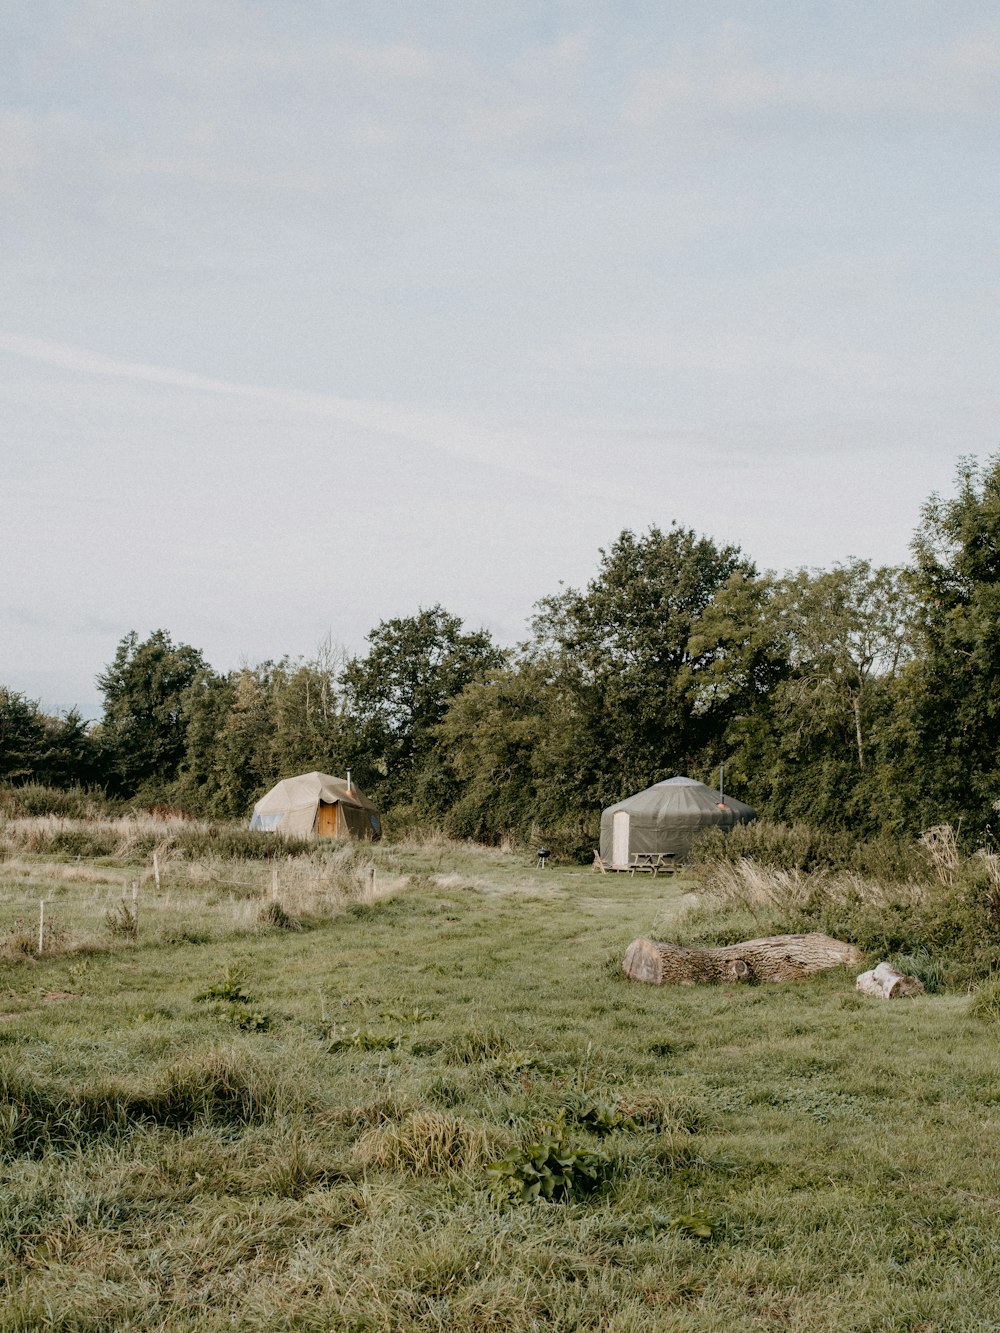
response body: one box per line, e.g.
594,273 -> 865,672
612,811 -> 630,867
316,802 -> 339,837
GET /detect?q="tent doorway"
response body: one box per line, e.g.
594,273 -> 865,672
316,802 -> 339,837
612,810 -> 630,867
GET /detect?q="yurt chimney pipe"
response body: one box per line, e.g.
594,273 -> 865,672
719,764 -> 725,805
347,769 -> 352,793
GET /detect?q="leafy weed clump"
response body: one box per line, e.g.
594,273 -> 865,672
561,1094 -> 634,1136
327,1027 -> 402,1053
486,1115 -> 613,1204
194,967 -> 271,1032
194,966 -> 255,1005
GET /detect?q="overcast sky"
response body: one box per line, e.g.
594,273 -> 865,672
2,2 -> 998,715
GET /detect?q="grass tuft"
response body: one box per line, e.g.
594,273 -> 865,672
353,1110 -> 503,1175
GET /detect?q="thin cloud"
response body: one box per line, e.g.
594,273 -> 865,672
624,37 -> 1000,129
0,331 -> 609,499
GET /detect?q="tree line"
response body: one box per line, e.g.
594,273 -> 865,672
4,456 -> 1000,848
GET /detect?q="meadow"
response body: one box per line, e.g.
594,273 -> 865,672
1,816 -> 999,1331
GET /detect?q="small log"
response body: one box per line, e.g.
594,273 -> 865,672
623,933 -> 861,986
856,961 -> 925,999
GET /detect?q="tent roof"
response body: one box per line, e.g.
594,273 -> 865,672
604,775 -> 756,821
253,771 -> 377,815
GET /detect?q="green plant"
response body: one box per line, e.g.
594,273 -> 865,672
562,1094 -> 633,1136
104,901 -> 138,939
225,1005 -> 271,1032
486,1116 -> 612,1203
194,967 -> 254,1005
661,1211 -> 722,1241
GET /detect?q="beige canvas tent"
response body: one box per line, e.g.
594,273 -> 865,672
599,776 -> 756,867
250,772 -> 382,841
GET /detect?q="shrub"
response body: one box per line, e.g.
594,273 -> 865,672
0,785 -> 118,820
689,819 -> 930,881
684,849 -> 1000,986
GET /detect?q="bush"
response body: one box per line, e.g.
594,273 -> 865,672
0,785 -> 118,819
689,819 -> 930,881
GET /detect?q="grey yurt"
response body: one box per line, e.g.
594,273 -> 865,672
250,772 -> 381,841
599,776 -> 756,868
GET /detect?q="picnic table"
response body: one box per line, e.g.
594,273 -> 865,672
628,852 -> 677,876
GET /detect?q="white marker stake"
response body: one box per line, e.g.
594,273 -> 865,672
38,900 -> 44,954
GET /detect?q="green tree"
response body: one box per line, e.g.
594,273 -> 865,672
96,630 -> 209,797
0,687 -> 98,788
773,561 -> 912,774
745,561 -> 915,829
898,454 -> 1000,833
342,606 -> 505,806
0,687 -> 50,784
434,660 -> 583,841
533,526 -> 754,805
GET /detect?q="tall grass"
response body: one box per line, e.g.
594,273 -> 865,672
0,813 -> 316,863
682,834 -> 1000,985
688,817 -> 932,881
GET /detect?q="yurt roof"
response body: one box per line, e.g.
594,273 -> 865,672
604,775 -> 756,821
253,771 -> 377,815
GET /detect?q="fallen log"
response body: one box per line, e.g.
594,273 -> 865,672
622,933 -> 861,986
856,961 -> 925,999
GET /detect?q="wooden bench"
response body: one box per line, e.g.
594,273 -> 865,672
628,853 -> 677,877
593,851 -> 678,875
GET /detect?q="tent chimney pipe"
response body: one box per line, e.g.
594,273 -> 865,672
347,769 -> 352,793
719,764 -> 725,804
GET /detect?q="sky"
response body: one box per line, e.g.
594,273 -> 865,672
2,2 -> 998,716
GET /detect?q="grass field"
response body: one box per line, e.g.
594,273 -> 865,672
1,827 -> 999,1330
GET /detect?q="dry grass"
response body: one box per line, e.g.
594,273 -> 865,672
919,823 -> 962,884
697,855 -> 927,913
353,1110 -> 507,1175
1,811 -> 204,859
0,819 -> 410,963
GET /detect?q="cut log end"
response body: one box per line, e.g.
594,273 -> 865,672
856,962 -> 926,999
